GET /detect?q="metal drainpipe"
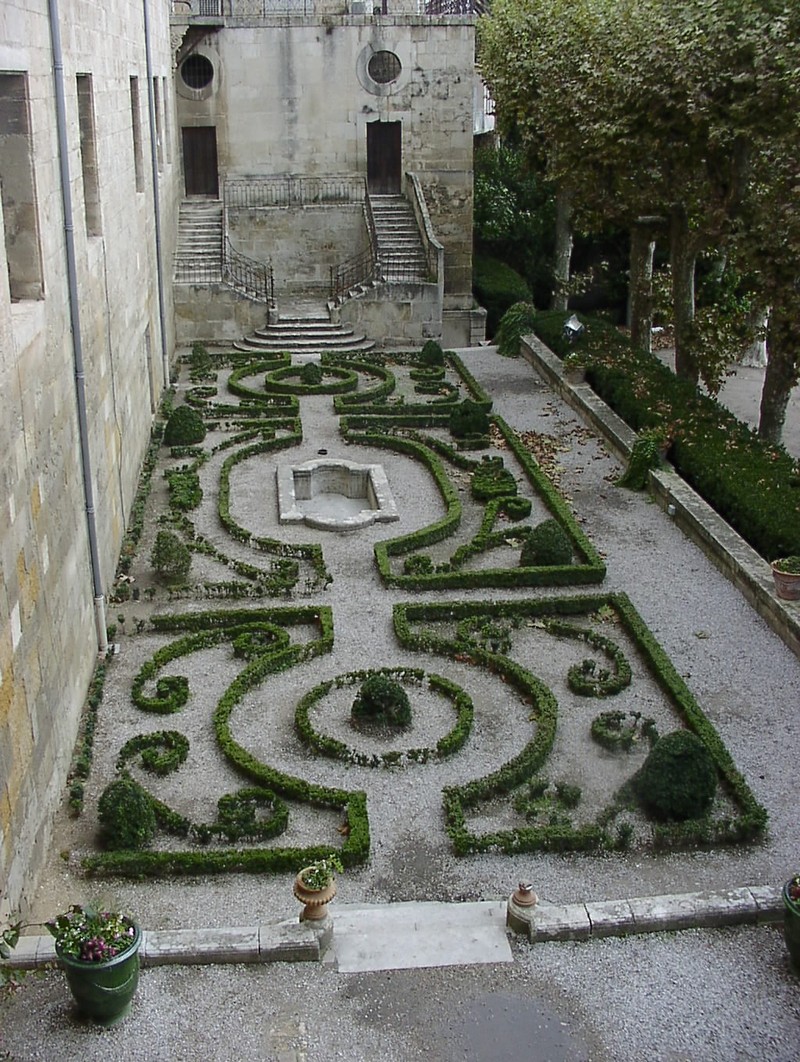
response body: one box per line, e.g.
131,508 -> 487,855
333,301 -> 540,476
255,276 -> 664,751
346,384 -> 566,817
142,0 -> 171,388
47,0 -> 108,656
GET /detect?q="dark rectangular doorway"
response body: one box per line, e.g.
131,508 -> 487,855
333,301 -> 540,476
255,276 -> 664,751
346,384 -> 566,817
367,121 -> 401,195
182,126 -> 219,196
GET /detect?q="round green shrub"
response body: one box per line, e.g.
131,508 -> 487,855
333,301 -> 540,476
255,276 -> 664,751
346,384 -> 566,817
420,340 -> 445,367
500,495 -> 532,521
98,778 -> 156,850
351,673 -> 412,730
520,518 -> 573,567
300,362 -> 323,385
163,405 -> 206,446
150,530 -> 192,584
403,554 -> 435,576
449,399 -> 489,439
633,730 -> 717,822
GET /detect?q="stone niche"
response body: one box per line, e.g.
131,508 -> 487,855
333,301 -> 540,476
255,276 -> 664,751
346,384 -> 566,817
277,458 -> 399,531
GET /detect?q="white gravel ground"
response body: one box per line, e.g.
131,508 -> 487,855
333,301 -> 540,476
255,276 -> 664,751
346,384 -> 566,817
4,346 -> 800,1061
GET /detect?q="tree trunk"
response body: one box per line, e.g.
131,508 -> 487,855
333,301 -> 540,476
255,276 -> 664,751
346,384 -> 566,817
670,206 -> 699,383
551,185 -> 573,312
628,221 -> 658,353
741,306 -> 769,368
758,307 -> 799,444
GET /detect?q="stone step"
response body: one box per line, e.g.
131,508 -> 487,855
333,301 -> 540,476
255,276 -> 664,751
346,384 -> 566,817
252,325 -> 357,340
234,335 -> 375,353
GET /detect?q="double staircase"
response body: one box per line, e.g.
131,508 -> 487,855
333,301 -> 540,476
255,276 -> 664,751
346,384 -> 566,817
371,195 -> 430,283
174,199 -> 223,283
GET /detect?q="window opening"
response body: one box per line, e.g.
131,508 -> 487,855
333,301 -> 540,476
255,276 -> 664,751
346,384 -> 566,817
77,75 -> 102,235
180,55 -> 214,90
153,77 -> 164,171
130,76 -> 144,192
0,73 -> 44,300
368,51 -> 401,85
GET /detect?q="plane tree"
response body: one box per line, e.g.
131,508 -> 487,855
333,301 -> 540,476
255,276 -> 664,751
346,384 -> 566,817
479,0 -> 800,401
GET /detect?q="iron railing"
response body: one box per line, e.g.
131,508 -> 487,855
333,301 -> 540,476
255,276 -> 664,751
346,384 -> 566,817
172,0 -> 486,18
330,247 -> 377,302
223,238 -> 273,303
174,239 -> 272,304
225,175 -> 366,209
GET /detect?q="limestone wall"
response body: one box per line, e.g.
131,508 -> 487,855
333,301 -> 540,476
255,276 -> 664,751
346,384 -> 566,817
0,0 -> 180,918
228,204 -> 369,294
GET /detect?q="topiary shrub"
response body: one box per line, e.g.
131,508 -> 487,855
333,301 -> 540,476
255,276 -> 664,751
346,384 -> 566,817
496,301 -> 538,358
471,455 -> 517,500
449,399 -> 490,439
420,340 -> 445,367
351,673 -> 412,730
163,405 -> 206,446
300,362 -> 323,385
520,518 -> 572,567
98,778 -> 156,850
150,530 -> 192,584
633,730 -> 717,822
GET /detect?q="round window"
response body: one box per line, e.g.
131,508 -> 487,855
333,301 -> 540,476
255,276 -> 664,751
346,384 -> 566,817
180,55 -> 214,91
368,51 -> 401,85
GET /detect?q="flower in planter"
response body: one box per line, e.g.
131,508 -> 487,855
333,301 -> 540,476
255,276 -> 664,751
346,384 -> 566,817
298,856 -> 343,891
772,555 -> 800,575
46,905 -> 137,963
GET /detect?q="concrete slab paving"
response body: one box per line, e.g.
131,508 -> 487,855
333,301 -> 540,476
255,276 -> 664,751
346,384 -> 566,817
328,900 -> 512,973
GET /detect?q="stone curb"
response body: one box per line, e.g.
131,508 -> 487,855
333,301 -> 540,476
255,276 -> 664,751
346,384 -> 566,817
519,335 -> 800,660
4,918 -> 322,971
507,885 -> 784,942
4,890 -> 785,971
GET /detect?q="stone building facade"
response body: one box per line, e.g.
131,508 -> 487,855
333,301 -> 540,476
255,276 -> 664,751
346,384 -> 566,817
0,0 -> 180,918
173,2 -> 479,345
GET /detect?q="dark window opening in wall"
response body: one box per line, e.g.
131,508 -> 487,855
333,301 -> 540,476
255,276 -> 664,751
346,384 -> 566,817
181,55 -> 214,90
76,74 -> 102,235
161,77 -> 172,163
130,76 -> 144,192
152,77 -> 164,171
0,73 -> 44,301
368,51 -> 401,85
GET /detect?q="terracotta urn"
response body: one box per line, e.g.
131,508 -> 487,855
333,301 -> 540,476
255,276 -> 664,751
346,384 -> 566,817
294,870 -> 337,921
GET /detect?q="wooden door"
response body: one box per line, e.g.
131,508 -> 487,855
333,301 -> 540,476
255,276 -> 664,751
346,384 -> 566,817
367,121 -> 401,195
182,127 -> 219,196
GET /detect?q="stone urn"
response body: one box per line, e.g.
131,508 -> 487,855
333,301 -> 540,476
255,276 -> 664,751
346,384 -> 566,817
293,860 -> 340,921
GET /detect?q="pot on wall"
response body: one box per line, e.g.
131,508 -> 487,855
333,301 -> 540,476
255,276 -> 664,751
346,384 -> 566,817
771,558 -> 800,601
55,923 -> 142,1025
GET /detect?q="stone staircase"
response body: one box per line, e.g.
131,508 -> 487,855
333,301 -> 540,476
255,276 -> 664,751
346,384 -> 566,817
371,195 -> 429,283
235,312 -> 374,355
174,198 -> 223,283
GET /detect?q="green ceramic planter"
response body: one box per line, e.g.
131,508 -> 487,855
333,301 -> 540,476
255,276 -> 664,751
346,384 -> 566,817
56,923 -> 142,1025
782,885 -> 800,973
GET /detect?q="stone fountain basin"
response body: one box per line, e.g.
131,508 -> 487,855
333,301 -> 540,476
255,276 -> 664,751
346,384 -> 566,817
277,458 -> 399,531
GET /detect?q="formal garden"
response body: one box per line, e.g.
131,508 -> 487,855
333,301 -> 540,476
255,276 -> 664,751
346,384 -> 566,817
38,327 -> 789,922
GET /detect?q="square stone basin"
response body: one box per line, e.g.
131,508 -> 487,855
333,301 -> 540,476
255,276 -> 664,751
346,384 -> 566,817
277,458 -> 399,531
